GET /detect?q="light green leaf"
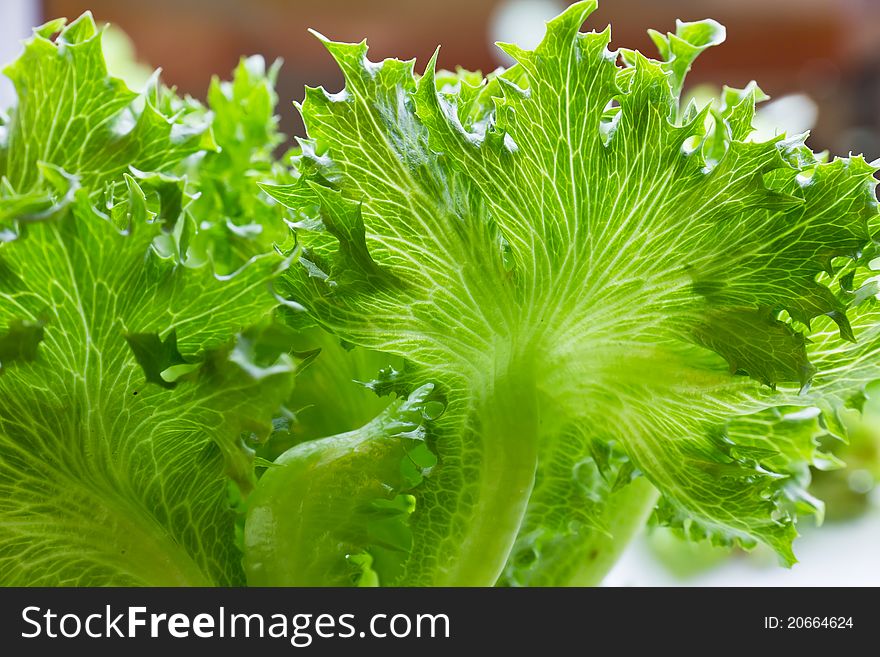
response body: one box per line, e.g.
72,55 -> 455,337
1,13 -> 213,199
245,385 -> 435,586
0,15 -> 294,585
257,0 -> 880,581
499,425 -> 658,587
185,56 -> 294,273
0,180 -> 293,585
247,323 -> 399,462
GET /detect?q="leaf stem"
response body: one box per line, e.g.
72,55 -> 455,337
564,477 -> 659,586
432,373 -> 540,585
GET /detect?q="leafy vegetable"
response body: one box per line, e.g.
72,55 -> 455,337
0,14 -> 294,585
810,387 -> 880,520
184,55 -> 294,274
256,327 -> 397,460
2,2 -> 878,588
252,0 -> 880,586
644,397 -> 880,579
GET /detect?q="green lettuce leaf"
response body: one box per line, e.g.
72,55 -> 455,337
254,0 -> 880,585
184,55 -> 295,273
0,14 -> 294,585
0,15 -> 212,218
261,326 -> 398,458
246,384 -> 436,586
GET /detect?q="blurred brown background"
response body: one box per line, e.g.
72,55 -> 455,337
22,0 -> 880,158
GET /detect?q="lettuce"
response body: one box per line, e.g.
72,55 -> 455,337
253,1 -> 880,586
0,14 -> 294,585
1,2 -> 878,588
